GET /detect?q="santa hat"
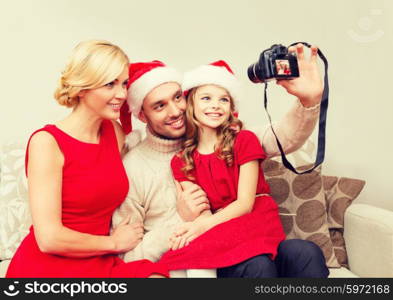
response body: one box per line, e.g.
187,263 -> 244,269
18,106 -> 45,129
182,60 -> 241,111
120,60 -> 182,135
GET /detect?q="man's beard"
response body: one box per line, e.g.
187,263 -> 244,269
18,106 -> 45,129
147,124 -> 185,141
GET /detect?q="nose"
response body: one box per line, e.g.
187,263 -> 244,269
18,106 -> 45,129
116,85 -> 127,100
168,100 -> 183,117
210,99 -> 219,109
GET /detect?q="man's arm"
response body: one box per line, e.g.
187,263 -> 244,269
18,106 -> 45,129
113,153 -> 184,262
250,99 -> 320,158
111,163 -> 146,259
175,181 -> 210,222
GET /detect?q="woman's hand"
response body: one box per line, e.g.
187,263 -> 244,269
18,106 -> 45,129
169,217 -> 213,250
110,215 -> 144,253
277,43 -> 323,107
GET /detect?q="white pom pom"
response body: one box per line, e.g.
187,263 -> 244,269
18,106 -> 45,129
126,130 -> 142,149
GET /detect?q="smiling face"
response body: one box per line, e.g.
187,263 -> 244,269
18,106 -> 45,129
138,82 -> 186,139
78,66 -> 129,120
192,84 -> 232,131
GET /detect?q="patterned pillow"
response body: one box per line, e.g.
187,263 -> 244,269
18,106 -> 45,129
322,175 -> 365,267
0,141 -> 31,260
262,159 -> 340,268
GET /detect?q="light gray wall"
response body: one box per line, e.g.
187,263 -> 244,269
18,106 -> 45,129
1,0 -> 392,210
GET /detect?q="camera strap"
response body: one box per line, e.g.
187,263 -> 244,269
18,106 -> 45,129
263,42 -> 329,174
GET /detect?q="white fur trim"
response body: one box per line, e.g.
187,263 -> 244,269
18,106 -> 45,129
127,67 -> 182,117
182,65 -> 241,109
125,129 -> 142,149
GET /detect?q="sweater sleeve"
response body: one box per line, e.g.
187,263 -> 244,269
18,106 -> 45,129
113,150 -> 183,263
111,154 -> 147,260
248,98 -> 320,158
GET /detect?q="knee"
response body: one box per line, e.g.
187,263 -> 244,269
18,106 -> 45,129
218,255 -> 278,278
278,239 -> 323,260
277,239 -> 329,278
242,255 -> 278,278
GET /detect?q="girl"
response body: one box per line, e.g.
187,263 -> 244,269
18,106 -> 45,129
6,40 -> 168,278
159,60 -> 286,273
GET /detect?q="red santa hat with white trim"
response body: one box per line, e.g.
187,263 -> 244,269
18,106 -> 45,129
182,60 -> 241,111
120,60 -> 183,135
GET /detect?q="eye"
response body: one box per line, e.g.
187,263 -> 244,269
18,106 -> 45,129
220,97 -> 230,103
123,80 -> 129,87
154,103 -> 165,111
175,93 -> 183,101
104,81 -> 115,88
201,96 -> 210,101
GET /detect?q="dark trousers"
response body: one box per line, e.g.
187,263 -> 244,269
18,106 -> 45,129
217,239 -> 329,278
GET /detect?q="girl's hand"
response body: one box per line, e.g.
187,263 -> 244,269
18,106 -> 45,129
276,43 -> 323,107
110,215 -> 144,253
169,218 -> 213,250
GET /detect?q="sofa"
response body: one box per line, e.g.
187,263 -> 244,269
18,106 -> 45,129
1,140 -> 392,278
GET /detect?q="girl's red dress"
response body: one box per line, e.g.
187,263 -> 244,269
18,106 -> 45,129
159,130 -> 285,270
6,120 -> 168,278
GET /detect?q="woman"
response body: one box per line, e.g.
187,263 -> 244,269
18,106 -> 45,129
6,40 -> 168,278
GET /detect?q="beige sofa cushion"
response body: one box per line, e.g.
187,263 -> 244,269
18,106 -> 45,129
0,260 -> 11,277
328,266 -> 358,278
0,141 -> 31,260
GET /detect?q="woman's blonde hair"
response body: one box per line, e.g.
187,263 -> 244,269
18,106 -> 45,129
54,40 -> 129,107
181,85 -> 243,180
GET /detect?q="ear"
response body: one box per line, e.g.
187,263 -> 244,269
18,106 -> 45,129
77,89 -> 87,99
138,110 -> 147,124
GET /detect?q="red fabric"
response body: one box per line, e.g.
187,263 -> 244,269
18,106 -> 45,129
211,60 -> 235,74
160,130 -> 285,270
127,60 -> 165,88
7,120 -> 168,278
119,102 -> 132,134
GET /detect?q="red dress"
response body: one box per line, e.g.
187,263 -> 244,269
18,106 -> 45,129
6,120 -> 169,278
159,130 -> 285,270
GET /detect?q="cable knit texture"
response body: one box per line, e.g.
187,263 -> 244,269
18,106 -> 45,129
112,127 -> 184,263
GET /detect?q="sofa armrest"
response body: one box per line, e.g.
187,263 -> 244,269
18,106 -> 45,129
344,203 -> 393,277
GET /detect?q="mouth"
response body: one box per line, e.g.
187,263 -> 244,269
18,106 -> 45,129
108,103 -> 122,112
165,116 -> 185,129
205,112 -> 223,119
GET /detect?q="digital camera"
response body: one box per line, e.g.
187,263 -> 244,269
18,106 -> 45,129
247,44 -> 299,83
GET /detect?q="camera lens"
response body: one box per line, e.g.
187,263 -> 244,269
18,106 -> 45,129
247,63 -> 263,83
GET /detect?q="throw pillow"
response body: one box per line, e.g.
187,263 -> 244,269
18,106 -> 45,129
263,159 -> 340,268
322,175 -> 366,267
0,141 -> 31,260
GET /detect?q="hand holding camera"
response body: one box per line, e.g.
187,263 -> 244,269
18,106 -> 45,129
248,43 -> 323,107
248,42 -> 329,174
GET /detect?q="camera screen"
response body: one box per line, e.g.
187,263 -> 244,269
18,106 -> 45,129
275,59 -> 291,75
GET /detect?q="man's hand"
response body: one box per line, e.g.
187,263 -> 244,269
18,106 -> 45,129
175,181 -> 210,222
110,215 -> 144,253
277,43 -> 323,107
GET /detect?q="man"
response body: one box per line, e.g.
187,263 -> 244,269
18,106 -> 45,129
112,45 -> 329,278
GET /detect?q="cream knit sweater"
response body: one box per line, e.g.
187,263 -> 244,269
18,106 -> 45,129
112,99 -> 320,263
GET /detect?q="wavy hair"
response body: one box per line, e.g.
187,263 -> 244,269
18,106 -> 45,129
180,85 -> 243,180
54,40 -> 129,107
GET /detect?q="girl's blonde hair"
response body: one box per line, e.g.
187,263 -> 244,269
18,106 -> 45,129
54,40 -> 129,107
181,85 -> 243,180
